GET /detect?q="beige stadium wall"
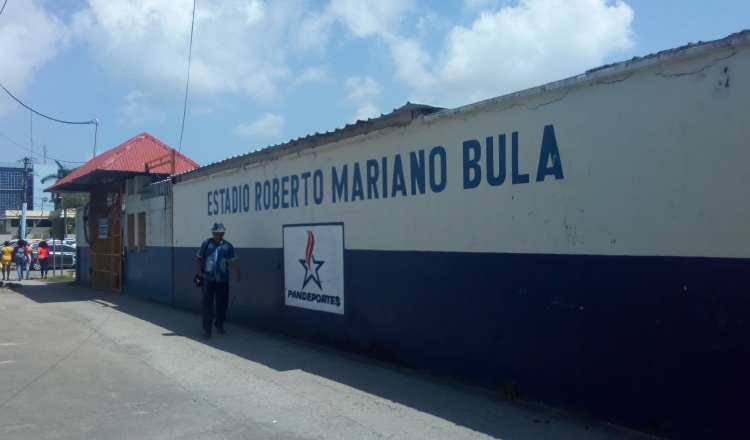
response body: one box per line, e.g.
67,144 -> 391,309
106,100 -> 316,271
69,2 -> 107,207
170,33 -> 750,440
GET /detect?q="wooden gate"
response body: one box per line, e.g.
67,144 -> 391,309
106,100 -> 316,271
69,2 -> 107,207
89,183 -> 123,292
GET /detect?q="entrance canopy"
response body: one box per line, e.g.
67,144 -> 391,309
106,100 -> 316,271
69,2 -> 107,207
45,132 -> 199,193
43,132 -> 199,293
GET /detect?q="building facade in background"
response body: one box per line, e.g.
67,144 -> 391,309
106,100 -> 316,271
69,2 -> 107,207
0,161 -> 29,214
0,161 -> 61,236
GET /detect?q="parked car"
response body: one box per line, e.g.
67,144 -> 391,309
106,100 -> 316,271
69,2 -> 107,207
31,243 -> 76,271
50,238 -> 77,247
44,239 -> 76,248
9,238 -> 47,248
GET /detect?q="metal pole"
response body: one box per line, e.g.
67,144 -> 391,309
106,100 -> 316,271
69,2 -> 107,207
20,203 -> 27,240
93,120 -> 98,157
20,157 -> 31,240
63,198 -> 66,277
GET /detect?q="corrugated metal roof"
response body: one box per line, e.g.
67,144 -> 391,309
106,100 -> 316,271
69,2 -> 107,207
46,132 -> 199,192
175,102 -> 445,183
175,29 -> 749,185
431,29 -> 750,120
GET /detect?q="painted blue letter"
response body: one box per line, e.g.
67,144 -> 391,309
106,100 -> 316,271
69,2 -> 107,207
463,140 -> 481,189
512,132 -> 529,184
536,125 -> 564,181
487,135 -> 507,186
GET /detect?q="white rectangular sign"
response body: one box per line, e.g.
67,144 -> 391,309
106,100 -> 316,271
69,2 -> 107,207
283,224 -> 344,314
98,218 -> 109,239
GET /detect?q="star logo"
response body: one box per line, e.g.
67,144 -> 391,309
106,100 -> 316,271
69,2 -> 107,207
299,230 -> 325,290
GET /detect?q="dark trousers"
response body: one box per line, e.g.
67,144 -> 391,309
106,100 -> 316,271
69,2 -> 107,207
39,258 -> 49,276
202,280 -> 229,334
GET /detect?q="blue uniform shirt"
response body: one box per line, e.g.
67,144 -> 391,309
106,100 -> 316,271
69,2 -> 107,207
197,238 -> 238,283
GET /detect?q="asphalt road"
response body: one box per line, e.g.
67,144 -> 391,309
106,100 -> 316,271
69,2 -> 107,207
0,280 -> 659,440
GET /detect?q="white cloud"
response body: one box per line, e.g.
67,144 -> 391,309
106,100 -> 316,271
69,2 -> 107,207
345,76 -> 382,104
344,76 -> 382,121
294,66 -> 329,86
291,0 -> 415,54
463,0 -> 501,12
71,0 -> 301,103
119,91 -> 166,126
1,0 -> 636,137
294,11 -> 334,52
391,0 -> 634,107
327,0 -> 414,38
390,37 -> 434,85
0,1 -> 69,114
352,103 -> 381,122
233,113 -> 285,137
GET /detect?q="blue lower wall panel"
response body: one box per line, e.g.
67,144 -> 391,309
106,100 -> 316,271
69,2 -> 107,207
76,246 -> 91,286
172,247 -> 749,440
123,246 -> 172,303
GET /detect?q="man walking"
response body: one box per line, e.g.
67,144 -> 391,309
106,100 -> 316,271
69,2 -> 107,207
196,223 -> 240,339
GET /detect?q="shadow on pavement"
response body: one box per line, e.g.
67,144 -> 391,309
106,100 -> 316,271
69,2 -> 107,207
7,280 -> 649,440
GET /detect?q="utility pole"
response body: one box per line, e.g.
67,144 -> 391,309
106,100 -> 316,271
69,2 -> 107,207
18,157 -> 33,240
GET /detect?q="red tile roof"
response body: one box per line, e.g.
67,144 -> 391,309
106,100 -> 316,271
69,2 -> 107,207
46,132 -> 199,192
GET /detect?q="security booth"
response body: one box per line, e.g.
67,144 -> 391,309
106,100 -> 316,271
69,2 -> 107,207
45,132 -> 198,292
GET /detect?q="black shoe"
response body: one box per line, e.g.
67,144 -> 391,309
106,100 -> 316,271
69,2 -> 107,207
214,324 -> 225,334
202,332 -> 211,339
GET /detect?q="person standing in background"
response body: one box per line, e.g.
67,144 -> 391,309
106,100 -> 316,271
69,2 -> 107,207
37,241 -> 50,279
0,241 -> 12,281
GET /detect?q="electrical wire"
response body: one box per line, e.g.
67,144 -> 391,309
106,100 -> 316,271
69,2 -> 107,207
0,131 -> 86,164
178,0 -> 197,153
0,0 -> 8,17
0,82 -> 98,158
0,83 -> 97,125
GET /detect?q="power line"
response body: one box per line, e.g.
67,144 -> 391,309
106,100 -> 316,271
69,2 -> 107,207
0,0 -> 8,17
179,0 -> 197,153
0,82 -> 99,158
0,83 -> 97,125
0,131 -> 86,164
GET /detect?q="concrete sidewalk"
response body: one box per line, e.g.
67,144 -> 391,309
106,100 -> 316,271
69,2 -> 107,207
0,280 -> 659,440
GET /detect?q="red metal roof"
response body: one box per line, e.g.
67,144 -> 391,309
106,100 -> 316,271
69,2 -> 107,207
46,132 -> 199,192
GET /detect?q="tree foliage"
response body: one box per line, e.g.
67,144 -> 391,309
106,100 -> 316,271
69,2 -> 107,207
39,160 -> 87,209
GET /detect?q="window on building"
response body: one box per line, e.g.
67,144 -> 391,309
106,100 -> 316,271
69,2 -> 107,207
138,212 -> 147,251
127,214 -> 135,251
0,169 -> 23,190
0,168 -> 24,212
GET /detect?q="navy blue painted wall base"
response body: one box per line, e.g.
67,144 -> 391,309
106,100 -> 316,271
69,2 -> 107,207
76,246 -> 91,286
124,246 -> 173,304
172,247 -> 749,440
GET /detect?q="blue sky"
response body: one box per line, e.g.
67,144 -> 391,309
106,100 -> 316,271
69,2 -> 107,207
0,0 -> 747,168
